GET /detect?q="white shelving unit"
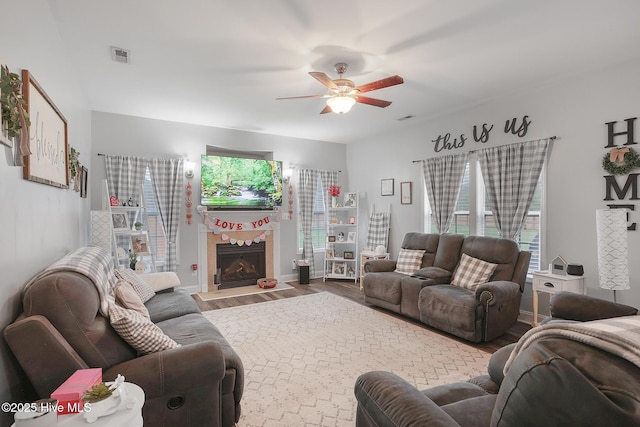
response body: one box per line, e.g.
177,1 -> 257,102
102,179 -> 157,272
324,192 -> 359,283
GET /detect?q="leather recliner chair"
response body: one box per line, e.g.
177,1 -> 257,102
354,292 -> 640,426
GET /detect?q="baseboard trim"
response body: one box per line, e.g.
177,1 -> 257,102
519,310 -> 547,326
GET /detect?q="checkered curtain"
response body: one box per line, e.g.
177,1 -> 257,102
366,211 -> 390,249
477,138 -> 550,240
421,153 -> 469,233
105,155 -> 147,255
148,158 -> 184,272
298,168 -> 320,277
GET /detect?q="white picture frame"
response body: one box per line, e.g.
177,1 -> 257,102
347,231 -> 356,243
111,212 -> 129,231
332,261 -> 346,277
326,248 -> 335,259
343,192 -> 357,207
130,233 -> 150,255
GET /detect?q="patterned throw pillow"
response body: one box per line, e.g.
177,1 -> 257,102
394,249 -> 426,275
114,280 -> 150,319
451,253 -> 498,291
109,303 -> 180,355
115,269 -> 156,303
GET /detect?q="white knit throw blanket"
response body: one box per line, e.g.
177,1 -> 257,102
22,246 -> 116,316
504,315 -> 640,374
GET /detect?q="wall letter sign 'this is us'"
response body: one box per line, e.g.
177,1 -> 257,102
603,117 -> 638,230
432,115 -> 531,153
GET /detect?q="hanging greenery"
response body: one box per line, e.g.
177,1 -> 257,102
0,65 -> 30,138
69,146 -> 81,178
602,147 -> 639,175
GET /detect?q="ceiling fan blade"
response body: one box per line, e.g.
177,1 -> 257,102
309,72 -> 339,90
356,96 -> 392,108
320,105 -> 332,114
355,75 -> 404,93
276,94 -> 327,100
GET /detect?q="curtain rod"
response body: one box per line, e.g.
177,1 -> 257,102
97,153 -> 184,160
411,135 -> 557,163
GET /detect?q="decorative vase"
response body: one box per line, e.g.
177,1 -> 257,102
332,197 -> 337,208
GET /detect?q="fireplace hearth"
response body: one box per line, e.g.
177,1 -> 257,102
216,242 -> 266,289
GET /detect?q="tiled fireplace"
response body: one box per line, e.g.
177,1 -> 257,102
197,212 -> 280,292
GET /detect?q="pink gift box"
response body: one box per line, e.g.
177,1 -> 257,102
51,368 -> 102,414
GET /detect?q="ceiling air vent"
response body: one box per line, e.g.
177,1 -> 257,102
110,46 -> 131,64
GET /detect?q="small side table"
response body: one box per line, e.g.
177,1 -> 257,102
359,251 -> 390,289
531,270 -> 586,327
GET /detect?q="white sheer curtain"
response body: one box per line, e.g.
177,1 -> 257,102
477,138 -> 550,240
422,153 -> 469,233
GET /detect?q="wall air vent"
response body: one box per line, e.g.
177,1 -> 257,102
110,46 -> 131,64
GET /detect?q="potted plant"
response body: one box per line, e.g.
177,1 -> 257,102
129,251 -> 138,269
0,65 -> 30,144
134,222 -> 143,231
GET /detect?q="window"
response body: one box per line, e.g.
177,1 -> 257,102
297,179 -> 327,251
142,168 -> 168,269
424,155 -> 543,273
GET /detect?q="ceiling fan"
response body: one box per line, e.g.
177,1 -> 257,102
276,62 -> 404,114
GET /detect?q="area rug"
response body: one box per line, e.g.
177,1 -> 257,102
202,292 -> 492,427
197,282 -> 293,301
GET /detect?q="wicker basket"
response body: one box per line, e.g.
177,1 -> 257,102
257,277 -> 278,289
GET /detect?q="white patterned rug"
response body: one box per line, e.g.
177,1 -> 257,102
203,292 -> 492,427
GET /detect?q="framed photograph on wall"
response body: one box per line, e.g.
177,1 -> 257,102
111,212 -> 129,231
80,166 -> 88,198
21,70 -> 69,189
381,178 -> 394,196
130,233 -> 150,255
401,181 -> 412,204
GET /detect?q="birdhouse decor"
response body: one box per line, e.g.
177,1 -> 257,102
550,255 -> 569,275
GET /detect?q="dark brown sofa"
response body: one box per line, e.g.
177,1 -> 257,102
362,233 -> 530,342
354,292 -> 640,426
4,251 -> 243,427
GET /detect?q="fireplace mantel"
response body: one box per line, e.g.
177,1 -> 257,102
196,212 -> 281,292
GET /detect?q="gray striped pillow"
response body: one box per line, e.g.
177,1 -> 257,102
451,253 -> 497,290
109,303 -> 180,354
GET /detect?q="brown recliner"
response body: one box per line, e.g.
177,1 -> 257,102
418,235 -> 530,342
4,269 -> 243,427
354,293 -> 640,427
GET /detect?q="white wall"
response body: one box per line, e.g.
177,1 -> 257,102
90,112 -> 347,285
0,1 -> 92,422
347,58 -> 640,313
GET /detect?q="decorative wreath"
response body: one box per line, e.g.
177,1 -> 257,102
602,147 -> 639,175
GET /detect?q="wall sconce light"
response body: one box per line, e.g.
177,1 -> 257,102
184,160 -> 195,179
283,167 -> 294,184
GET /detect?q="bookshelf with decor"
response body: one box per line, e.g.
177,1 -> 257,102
324,189 -> 359,283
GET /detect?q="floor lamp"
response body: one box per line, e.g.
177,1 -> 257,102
596,209 -> 630,303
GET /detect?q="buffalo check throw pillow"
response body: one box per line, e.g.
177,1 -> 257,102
109,303 -> 180,355
394,249 -> 426,275
451,253 -> 497,291
115,269 -> 156,303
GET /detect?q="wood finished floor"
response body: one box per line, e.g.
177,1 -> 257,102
193,278 -> 531,354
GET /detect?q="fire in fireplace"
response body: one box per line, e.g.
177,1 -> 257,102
216,241 -> 266,289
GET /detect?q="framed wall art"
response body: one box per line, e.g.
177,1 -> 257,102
401,181 -> 412,204
332,261 -> 346,277
80,166 -> 88,198
381,178 -> 394,196
22,69 -> 69,189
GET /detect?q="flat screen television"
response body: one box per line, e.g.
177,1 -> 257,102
200,155 -> 283,209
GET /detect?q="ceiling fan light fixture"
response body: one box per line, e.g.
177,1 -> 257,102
326,96 -> 356,114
